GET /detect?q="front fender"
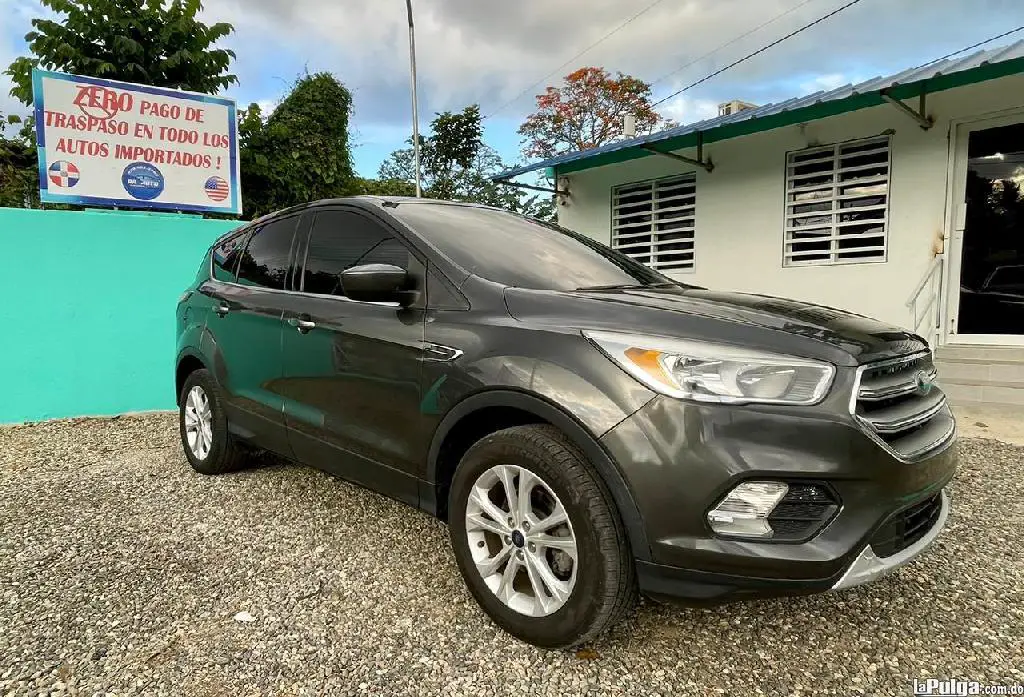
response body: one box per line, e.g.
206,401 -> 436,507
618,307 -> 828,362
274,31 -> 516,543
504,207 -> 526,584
426,388 -> 654,561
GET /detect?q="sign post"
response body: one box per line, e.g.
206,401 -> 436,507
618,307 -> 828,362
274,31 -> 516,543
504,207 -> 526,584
32,70 -> 241,215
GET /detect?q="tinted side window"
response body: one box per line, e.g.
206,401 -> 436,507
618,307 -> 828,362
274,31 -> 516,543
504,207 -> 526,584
303,210 -> 411,296
236,217 -> 297,290
211,229 -> 248,282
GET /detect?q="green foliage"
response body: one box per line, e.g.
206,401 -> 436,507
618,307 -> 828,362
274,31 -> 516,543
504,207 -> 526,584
239,73 -> 356,218
0,112 -> 39,208
377,105 -> 555,221
353,176 -> 417,197
5,0 -> 237,105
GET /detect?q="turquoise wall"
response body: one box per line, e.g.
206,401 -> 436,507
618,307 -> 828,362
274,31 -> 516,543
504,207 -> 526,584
0,207 -> 239,423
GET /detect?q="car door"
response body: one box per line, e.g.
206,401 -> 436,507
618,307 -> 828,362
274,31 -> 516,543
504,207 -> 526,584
279,207 -> 426,506
199,214 -> 304,456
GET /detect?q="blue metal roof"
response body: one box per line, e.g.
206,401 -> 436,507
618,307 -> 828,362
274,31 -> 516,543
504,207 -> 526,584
494,40 -> 1024,180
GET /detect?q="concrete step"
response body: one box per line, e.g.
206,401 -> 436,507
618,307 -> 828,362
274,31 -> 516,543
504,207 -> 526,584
934,360 -> 1024,384
940,379 -> 1024,407
935,345 -> 1024,363
932,344 -> 1024,407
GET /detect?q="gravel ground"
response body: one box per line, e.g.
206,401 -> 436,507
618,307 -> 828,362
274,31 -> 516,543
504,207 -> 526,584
1,414 -> 1022,697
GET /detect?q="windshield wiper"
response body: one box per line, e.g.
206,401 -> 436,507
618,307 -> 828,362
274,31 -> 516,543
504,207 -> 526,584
574,282 -> 680,291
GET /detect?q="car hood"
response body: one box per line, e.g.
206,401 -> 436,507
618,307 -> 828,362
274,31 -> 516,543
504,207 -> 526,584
503,285 -> 927,366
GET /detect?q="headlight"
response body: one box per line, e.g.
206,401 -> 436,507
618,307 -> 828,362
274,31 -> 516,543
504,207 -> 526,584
584,330 -> 834,405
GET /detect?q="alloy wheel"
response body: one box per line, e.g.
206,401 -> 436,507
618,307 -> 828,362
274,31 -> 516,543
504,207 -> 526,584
183,385 -> 214,460
464,464 -> 578,617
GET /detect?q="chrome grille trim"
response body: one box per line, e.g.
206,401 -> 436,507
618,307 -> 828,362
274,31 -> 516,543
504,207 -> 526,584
862,390 -> 946,434
858,367 -> 938,402
849,351 -> 956,462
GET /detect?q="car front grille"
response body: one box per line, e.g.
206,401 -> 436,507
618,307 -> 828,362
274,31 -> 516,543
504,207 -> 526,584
852,351 -> 955,460
869,493 -> 943,558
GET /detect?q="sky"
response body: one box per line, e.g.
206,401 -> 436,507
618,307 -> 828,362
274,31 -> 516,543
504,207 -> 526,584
2,0 -> 1024,178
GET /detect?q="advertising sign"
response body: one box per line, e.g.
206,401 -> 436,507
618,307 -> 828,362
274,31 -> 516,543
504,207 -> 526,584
33,69 -> 240,214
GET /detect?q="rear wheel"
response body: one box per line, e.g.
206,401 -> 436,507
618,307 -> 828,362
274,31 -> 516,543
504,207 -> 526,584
448,424 -> 636,649
179,368 -> 248,475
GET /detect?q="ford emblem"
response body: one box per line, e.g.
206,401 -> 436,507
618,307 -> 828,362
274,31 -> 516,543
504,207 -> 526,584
914,370 -> 934,396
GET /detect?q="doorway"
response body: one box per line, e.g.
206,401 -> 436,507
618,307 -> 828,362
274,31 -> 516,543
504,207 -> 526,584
948,116 -> 1024,343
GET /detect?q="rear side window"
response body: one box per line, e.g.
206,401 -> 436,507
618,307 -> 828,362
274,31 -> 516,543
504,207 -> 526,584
236,217 -> 298,290
211,229 -> 248,282
302,210 -> 411,296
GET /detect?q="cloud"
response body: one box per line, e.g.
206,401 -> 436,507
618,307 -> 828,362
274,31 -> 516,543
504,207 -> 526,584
198,0 -> 1019,128
5,0 -> 1021,168
659,96 -> 720,126
799,73 -> 850,94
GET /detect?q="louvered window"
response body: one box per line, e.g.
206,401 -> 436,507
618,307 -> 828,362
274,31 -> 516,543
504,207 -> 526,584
611,174 -> 696,272
784,136 -> 890,266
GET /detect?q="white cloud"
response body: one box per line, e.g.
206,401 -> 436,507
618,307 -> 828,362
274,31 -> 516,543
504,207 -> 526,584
798,73 -> 850,95
658,96 -> 720,126
5,0 -> 1020,149
197,0 -> 1012,128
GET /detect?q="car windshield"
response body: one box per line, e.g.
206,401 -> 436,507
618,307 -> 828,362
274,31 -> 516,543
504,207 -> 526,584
387,202 -> 684,291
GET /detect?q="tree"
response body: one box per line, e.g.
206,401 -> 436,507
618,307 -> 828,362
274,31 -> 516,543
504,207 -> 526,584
518,67 -> 674,160
239,73 -> 356,218
0,113 -> 38,208
352,177 -> 416,197
5,0 -> 236,106
377,105 -> 555,220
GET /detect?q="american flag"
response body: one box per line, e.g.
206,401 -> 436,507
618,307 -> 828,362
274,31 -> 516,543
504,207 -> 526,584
204,176 -> 229,202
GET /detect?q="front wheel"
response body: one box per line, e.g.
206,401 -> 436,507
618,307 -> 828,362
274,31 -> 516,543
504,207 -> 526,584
448,425 -> 636,649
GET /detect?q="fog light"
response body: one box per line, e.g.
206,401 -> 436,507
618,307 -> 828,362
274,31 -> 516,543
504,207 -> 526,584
707,481 -> 789,538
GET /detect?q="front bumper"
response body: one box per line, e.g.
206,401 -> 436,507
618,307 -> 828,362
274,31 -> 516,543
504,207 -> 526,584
831,489 -> 950,590
636,489 -> 951,602
600,391 -> 958,602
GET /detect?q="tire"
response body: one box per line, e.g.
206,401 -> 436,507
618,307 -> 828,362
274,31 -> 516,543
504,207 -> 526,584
448,424 -> 637,649
178,368 -> 249,475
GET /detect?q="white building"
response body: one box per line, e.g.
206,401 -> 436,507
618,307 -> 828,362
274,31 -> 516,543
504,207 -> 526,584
497,41 -> 1024,407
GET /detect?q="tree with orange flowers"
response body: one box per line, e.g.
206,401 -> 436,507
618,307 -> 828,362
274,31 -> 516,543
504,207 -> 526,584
518,67 -> 674,160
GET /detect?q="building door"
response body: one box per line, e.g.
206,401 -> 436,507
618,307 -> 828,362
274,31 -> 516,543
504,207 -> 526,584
948,114 -> 1024,344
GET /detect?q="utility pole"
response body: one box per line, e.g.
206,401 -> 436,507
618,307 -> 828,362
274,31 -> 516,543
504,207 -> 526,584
405,0 -> 422,197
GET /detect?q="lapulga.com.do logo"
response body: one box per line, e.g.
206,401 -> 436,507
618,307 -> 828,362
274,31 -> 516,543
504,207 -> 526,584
913,678 -> 1024,695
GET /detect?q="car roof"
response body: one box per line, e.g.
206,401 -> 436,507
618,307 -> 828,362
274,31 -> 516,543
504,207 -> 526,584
209,196 -> 507,248
252,195 -> 500,224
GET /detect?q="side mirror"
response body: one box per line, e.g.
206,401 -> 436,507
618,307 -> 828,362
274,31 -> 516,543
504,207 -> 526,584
340,263 -> 413,305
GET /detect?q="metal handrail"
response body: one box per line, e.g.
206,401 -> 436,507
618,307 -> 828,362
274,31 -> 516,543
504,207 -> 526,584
906,253 -> 944,344
906,254 -> 943,309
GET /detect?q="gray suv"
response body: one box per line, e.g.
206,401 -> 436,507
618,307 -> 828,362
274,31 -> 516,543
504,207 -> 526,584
175,197 -> 957,648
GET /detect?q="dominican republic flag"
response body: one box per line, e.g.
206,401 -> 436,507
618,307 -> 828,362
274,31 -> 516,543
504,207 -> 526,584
48,161 -> 80,188
204,176 -> 229,202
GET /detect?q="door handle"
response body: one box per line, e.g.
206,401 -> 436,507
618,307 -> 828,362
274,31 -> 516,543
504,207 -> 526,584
287,317 -> 317,333
423,343 -> 463,362
214,302 -> 230,317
